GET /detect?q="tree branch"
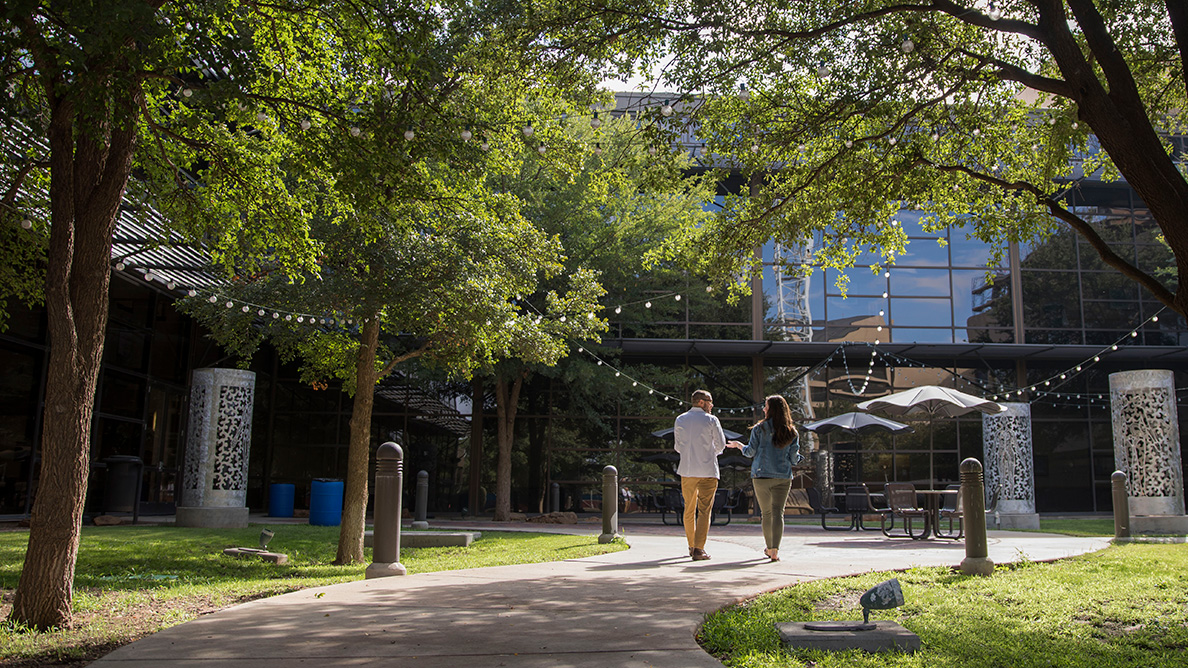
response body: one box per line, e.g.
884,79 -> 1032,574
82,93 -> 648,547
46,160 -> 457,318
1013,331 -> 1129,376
918,157 -> 1177,308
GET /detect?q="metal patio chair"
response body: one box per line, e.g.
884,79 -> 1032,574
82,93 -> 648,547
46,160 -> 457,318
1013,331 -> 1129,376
934,483 -> 965,539
881,482 -> 929,538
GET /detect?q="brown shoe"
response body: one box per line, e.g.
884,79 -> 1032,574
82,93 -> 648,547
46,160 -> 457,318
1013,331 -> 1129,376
691,548 -> 711,561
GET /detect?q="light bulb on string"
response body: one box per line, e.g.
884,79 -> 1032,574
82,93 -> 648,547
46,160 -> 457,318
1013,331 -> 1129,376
593,142 -> 602,156
208,295 -> 217,303
182,88 -> 193,97
240,305 -> 249,312
20,219 -> 32,229
480,141 -> 490,151
738,84 -> 750,101
645,301 -> 652,308
350,126 -> 361,136
647,145 -> 657,156
257,309 -> 265,316
987,2 -> 1001,20
900,37 -> 914,53
674,295 -> 681,301
1130,331 -> 1138,337
590,113 -> 601,129
300,119 -> 311,130
615,306 -> 621,314
522,124 -> 535,137
461,127 -> 472,142
225,301 -> 233,308
297,317 -> 304,323
116,261 -> 126,271
187,290 -> 196,297
1111,344 -> 1118,350
1093,356 -> 1100,362
404,128 -> 415,140
660,104 -> 673,117
272,312 -> 279,319
537,143 -> 548,155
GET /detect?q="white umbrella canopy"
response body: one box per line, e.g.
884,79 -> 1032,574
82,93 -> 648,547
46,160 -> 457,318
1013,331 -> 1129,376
802,412 -> 914,435
855,385 -> 1005,418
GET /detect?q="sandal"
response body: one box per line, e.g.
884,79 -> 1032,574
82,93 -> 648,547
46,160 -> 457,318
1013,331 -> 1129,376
764,548 -> 780,562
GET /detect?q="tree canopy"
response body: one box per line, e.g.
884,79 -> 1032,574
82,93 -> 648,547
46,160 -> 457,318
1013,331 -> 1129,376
0,0 -> 619,628
580,1 -> 1187,317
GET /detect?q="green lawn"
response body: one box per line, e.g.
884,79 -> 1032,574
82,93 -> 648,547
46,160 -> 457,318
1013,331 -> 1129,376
699,542 -> 1188,667
0,524 -> 625,666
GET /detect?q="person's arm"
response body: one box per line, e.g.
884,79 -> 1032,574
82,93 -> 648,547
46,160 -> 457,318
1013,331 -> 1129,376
741,424 -> 761,458
673,418 -> 684,454
711,416 -> 727,455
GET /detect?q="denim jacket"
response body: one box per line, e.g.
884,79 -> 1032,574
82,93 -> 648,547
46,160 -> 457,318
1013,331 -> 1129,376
741,421 -> 801,479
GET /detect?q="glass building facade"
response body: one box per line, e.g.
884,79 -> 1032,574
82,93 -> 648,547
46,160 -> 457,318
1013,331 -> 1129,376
2,176 -> 1186,518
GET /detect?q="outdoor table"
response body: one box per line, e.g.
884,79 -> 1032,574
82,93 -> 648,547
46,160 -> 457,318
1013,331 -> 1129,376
915,489 -> 960,540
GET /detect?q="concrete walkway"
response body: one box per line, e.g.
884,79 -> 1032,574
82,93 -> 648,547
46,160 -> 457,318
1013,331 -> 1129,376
91,521 -> 1111,667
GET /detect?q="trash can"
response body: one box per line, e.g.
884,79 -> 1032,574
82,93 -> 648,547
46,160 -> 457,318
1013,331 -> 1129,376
269,483 -> 295,518
309,478 -> 344,526
102,455 -> 143,513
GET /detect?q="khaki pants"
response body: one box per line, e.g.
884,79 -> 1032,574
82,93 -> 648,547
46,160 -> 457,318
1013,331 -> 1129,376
681,476 -> 718,550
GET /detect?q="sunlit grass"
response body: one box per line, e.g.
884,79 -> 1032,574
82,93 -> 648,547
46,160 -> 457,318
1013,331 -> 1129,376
0,525 -> 625,666
700,543 -> 1188,668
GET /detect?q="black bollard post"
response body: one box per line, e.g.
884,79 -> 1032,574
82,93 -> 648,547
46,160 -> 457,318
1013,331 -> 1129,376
366,442 -> 406,578
599,465 -> 619,544
959,458 -> 994,576
1111,471 -> 1130,539
412,470 -> 429,530
550,482 -> 560,514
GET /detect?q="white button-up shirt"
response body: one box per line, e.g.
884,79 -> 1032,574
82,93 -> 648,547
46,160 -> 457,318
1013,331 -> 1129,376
674,407 -> 727,479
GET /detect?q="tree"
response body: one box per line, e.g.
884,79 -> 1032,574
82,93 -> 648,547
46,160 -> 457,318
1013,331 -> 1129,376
0,0 -> 609,629
165,11 -> 626,560
577,1 -> 1188,318
478,114 -> 714,520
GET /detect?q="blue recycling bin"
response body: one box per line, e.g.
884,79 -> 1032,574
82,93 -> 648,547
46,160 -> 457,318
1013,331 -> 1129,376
309,479 -> 344,526
269,483 -> 295,518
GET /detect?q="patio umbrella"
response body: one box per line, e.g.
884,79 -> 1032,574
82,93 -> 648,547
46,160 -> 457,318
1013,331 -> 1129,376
855,386 -> 1004,488
802,412 -> 914,435
855,385 -> 1005,418
650,426 -> 744,440
802,412 -> 913,488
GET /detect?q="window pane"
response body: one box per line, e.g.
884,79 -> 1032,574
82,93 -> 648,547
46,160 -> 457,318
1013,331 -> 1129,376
889,298 -> 952,328
899,237 -> 951,266
888,268 -> 951,297
825,268 -> 886,297
949,231 -> 1005,268
889,327 -> 954,343
953,270 -> 1012,329
1021,271 -> 1082,328
1020,230 -> 1076,269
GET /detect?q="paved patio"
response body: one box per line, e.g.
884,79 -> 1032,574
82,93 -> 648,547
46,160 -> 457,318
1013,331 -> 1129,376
90,519 -> 1111,667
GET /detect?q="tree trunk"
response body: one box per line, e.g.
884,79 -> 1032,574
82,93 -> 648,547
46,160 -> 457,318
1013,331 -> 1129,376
9,89 -> 134,629
492,372 -> 525,521
336,318 -> 380,565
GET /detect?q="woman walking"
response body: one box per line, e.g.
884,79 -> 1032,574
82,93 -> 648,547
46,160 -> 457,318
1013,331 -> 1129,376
741,395 -> 801,562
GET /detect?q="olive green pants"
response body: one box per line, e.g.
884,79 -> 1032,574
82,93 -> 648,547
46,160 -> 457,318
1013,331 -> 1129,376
751,477 -> 793,550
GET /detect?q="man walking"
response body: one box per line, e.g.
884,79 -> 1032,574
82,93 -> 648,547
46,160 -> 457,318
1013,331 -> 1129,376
674,389 -> 742,560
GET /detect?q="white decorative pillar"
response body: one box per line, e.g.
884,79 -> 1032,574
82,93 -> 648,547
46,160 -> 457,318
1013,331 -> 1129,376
982,402 -> 1040,530
1109,369 -> 1188,534
176,368 -> 256,528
